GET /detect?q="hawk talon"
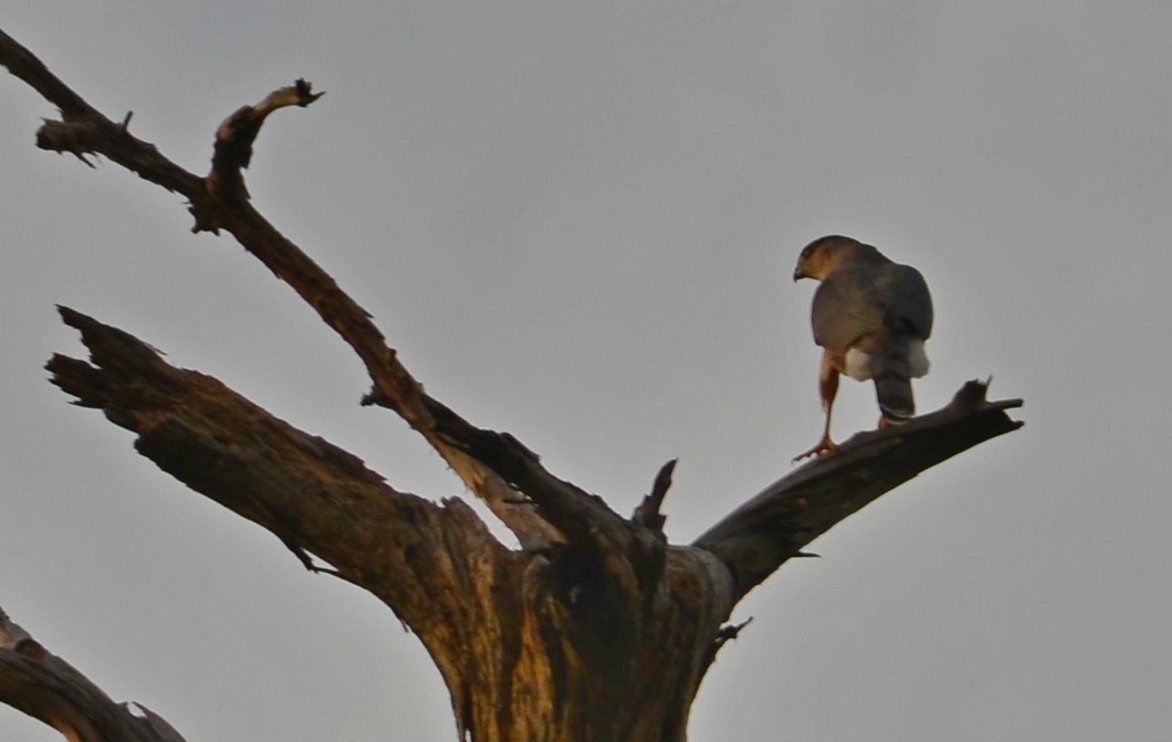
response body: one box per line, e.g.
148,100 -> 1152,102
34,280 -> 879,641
793,437 -> 838,463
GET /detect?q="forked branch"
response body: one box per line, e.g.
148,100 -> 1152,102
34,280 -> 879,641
0,24 -> 596,552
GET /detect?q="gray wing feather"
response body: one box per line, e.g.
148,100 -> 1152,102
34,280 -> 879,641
812,263 -> 933,351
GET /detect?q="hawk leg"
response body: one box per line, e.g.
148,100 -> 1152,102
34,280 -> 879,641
795,350 -> 841,461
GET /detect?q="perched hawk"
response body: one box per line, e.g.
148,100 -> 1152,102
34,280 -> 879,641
793,235 -> 934,459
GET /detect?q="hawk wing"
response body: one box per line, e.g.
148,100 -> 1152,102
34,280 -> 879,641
811,262 -> 933,352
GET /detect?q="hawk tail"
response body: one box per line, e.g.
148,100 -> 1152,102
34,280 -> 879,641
873,336 -> 928,424
874,363 -> 914,424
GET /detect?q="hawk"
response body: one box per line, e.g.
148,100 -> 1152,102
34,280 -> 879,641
793,235 -> 934,459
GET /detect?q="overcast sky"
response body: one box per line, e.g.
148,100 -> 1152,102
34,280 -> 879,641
3,2 -> 1171,740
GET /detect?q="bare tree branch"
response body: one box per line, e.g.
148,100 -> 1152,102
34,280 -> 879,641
0,25 -> 575,550
694,380 -> 1023,601
0,28 -> 202,196
45,306 -> 515,639
708,616 -> 754,664
47,302 -> 669,636
0,28 -> 93,119
631,458 -> 677,534
0,606 -> 186,742
207,78 -> 324,202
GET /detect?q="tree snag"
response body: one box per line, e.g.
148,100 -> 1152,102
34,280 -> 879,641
1,26 -> 1022,741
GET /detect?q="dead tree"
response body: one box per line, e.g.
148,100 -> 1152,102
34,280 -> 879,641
0,27 -> 1022,742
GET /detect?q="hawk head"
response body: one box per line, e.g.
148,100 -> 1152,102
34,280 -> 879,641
793,235 -> 885,281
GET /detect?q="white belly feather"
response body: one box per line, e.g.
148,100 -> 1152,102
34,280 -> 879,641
843,338 -> 930,381
907,338 -> 930,377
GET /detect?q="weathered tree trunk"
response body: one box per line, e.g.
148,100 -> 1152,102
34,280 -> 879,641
31,308 -> 1017,740
0,27 -> 1023,741
42,309 -> 736,741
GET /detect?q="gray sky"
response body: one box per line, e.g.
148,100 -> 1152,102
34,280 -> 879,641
3,2 -> 1170,739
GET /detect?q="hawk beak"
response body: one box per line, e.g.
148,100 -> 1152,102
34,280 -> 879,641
793,267 -> 805,282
